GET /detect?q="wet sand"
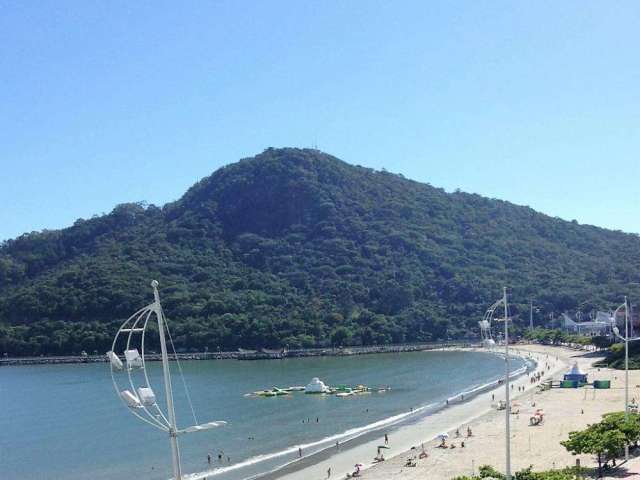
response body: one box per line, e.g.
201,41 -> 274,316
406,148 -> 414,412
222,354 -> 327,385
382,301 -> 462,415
267,345 -> 561,480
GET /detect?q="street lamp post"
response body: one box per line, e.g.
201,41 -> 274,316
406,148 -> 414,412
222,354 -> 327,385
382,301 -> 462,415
481,288 -> 511,480
107,281 -> 227,480
611,296 -> 640,460
503,287 -> 511,480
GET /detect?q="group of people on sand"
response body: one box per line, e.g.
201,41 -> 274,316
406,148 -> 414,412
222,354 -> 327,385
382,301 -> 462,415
345,463 -> 362,478
345,424 -> 478,478
438,426 -> 472,449
530,371 -> 544,383
373,435 -> 389,463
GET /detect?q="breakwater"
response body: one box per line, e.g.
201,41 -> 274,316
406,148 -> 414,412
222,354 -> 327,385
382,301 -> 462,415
0,341 -> 476,366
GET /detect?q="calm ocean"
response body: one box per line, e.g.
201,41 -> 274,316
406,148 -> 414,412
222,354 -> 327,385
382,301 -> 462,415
0,350 -> 524,480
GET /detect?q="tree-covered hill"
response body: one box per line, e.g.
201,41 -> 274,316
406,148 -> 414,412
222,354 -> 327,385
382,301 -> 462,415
2,148 -> 639,355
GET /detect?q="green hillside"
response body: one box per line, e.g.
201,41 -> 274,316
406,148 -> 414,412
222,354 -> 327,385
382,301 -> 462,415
1,148 -> 639,356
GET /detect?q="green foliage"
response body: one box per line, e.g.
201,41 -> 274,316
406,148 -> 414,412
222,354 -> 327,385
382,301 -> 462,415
478,465 -> 505,479
591,335 -> 613,350
2,148 -> 640,355
452,465 -> 582,480
597,341 -> 640,369
523,328 -> 592,346
561,411 -> 640,475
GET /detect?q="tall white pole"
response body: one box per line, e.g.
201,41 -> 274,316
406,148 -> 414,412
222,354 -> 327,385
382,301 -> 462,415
153,280 -> 183,480
625,295 -> 629,424
504,286 -> 511,480
623,296 -> 630,461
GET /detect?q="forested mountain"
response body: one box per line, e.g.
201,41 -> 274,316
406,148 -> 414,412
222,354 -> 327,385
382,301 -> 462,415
2,148 -> 640,356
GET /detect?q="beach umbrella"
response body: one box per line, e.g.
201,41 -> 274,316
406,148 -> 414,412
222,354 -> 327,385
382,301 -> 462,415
438,433 -> 449,440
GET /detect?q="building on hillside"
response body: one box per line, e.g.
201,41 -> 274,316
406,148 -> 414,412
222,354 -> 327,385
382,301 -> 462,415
561,312 -> 613,336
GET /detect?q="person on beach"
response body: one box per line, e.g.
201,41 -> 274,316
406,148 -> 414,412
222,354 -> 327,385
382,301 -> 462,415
207,454 -> 211,465
384,433 -> 389,445
455,428 -> 460,437
298,447 -> 302,457
467,426 -> 473,437
336,440 -> 340,449
419,445 -> 428,459
327,467 -> 331,478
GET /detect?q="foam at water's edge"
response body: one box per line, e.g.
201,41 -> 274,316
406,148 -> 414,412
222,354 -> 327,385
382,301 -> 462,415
186,349 -> 535,480
185,404 -> 434,479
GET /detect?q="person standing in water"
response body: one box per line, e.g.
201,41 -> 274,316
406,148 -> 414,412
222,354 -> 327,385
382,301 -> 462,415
207,454 -> 211,465
298,447 -> 302,457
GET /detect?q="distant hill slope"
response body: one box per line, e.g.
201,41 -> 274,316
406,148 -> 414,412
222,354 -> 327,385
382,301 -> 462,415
2,148 -> 639,355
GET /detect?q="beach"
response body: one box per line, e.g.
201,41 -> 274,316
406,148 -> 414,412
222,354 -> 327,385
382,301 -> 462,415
271,344 -> 636,480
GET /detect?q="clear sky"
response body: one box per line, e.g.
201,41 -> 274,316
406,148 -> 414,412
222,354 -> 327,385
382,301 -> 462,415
1,1 -> 639,241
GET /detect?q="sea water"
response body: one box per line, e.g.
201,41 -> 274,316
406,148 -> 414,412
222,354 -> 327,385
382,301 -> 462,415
0,350 -> 523,480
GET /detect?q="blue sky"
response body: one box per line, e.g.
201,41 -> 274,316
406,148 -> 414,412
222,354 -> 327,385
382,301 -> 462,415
1,1 -> 639,241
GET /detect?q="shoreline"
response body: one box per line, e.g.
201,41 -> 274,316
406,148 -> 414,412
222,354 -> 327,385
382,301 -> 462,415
186,347 -> 535,480
250,345 -> 563,480
0,342 -> 476,366
357,344 -> 618,480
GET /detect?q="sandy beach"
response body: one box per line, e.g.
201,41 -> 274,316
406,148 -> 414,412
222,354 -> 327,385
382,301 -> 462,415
266,345 -> 554,480
271,344 -> 638,480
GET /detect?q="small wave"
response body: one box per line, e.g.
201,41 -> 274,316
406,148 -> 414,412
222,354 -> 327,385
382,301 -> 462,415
187,350 -> 532,480
186,403 -> 435,479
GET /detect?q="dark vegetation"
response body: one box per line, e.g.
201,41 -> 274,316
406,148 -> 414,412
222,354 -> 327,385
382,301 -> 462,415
562,411 -> 640,477
2,148 -> 640,356
453,464 -> 586,480
523,328 -> 610,349
596,341 -> 640,369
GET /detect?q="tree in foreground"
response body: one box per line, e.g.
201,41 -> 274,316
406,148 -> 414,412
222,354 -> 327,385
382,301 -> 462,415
452,464 -> 581,480
561,420 -> 627,476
